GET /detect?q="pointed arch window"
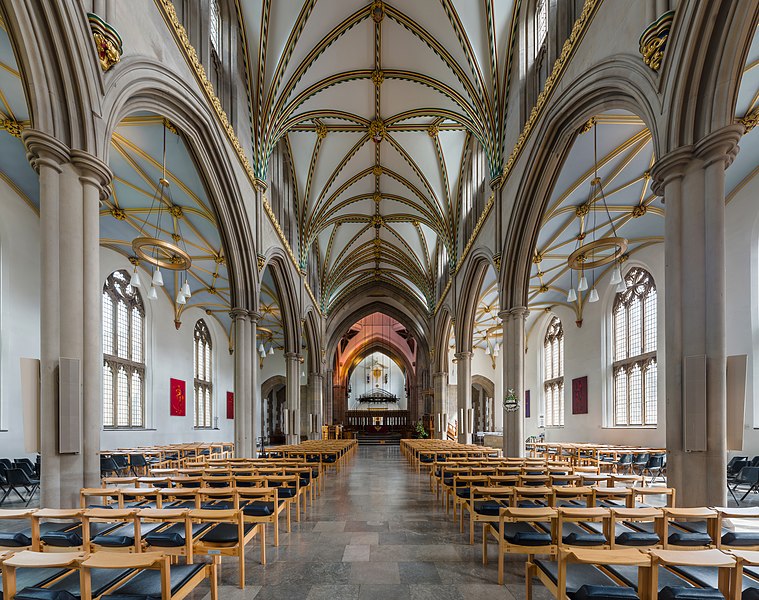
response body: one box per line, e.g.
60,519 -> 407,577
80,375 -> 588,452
543,315 -> 564,427
612,267 -> 657,426
209,0 -> 221,57
194,319 -> 213,428
103,270 -> 145,428
536,0 -> 548,51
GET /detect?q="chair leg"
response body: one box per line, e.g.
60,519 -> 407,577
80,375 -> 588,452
482,524 -> 488,565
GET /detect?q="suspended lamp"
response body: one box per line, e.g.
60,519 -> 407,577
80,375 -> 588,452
131,121 -> 193,306
268,345 -> 274,356
129,266 -> 142,288
566,119 -> 628,303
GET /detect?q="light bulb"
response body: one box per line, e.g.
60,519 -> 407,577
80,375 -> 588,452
588,288 -> 599,303
567,288 -> 577,302
610,265 -> 622,285
182,279 -> 192,298
577,274 -> 588,292
152,268 -> 164,287
485,345 -> 491,355
258,343 -> 265,354
616,281 -> 627,293
268,345 -> 274,355
148,285 -> 158,301
176,290 -> 186,305
130,268 -> 142,288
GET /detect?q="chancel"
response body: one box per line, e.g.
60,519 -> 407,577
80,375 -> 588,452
0,0 -> 757,597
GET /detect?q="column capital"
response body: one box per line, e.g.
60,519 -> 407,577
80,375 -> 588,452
432,371 -> 448,379
454,351 -> 472,361
650,145 -> 694,196
22,129 -> 69,173
248,310 -> 263,323
284,352 -> 302,362
309,372 -> 324,380
694,124 -> 742,169
71,149 -> 113,201
498,306 -> 529,321
230,307 -> 249,321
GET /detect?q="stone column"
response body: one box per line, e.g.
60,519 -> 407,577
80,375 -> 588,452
324,369 -> 334,427
71,151 -> 112,488
501,307 -> 528,457
432,372 -> 448,439
25,131 -> 110,506
455,352 -> 472,443
285,352 -> 301,444
230,308 -> 249,457
651,125 -> 742,507
249,311 -> 261,456
307,372 -> 324,440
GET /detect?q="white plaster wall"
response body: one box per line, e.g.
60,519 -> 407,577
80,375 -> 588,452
0,180 -> 39,457
471,346 -> 503,430
348,352 -> 407,410
258,349 -> 286,397
523,245 -> 666,447
99,249 -> 235,449
725,176 -> 759,457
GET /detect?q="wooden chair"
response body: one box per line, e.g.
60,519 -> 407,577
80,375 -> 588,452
82,508 -> 142,553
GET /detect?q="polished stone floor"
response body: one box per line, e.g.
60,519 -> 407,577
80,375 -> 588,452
210,445 -> 548,600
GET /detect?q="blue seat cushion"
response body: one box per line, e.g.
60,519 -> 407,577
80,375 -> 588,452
502,522 -> 552,546
104,563 -> 206,600
743,589 -> 759,600
277,488 -> 297,499
15,588 -> 77,600
41,531 -> 82,547
563,531 -> 607,546
200,523 -> 255,544
0,532 -> 32,547
616,531 -> 660,546
299,478 -> 310,487
145,523 -> 211,547
420,457 -> 434,463
92,534 -> 134,548
668,532 -> 712,547
242,502 -> 274,517
572,585 -> 639,600
659,587 -> 724,600
474,501 -> 503,516
722,531 -> 759,547
322,456 -> 336,463
455,489 -> 471,499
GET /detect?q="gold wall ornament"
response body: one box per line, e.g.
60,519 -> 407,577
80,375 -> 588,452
368,119 -> 386,143
739,107 -> 759,133
163,118 -> 178,135
371,0 -> 385,23
168,205 -> 183,218
315,122 -> 328,139
631,205 -> 647,218
257,254 -> 266,272
372,193 -> 382,203
427,124 -> 439,138
87,13 -> 123,72
372,165 -> 383,177
579,117 -> 596,134
110,207 -> 127,220
638,10 -> 674,72
493,254 -> 501,272
0,118 -> 22,138
371,69 -> 385,87
532,252 -> 543,264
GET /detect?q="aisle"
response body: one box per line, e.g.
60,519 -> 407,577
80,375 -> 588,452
234,445 -> 542,600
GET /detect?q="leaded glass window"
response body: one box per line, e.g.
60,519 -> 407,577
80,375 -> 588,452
103,270 -> 145,428
194,319 -> 213,428
612,267 -> 657,426
543,315 -> 564,427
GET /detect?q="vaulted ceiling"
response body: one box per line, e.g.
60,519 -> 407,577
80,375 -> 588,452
237,0 -> 518,314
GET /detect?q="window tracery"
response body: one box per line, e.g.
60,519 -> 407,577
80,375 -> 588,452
543,315 -> 564,427
194,319 -> 213,428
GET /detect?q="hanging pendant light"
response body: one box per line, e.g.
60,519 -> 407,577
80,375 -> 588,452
577,274 -> 588,292
493,343 -> 500,357
131,121 -> 192,308
268,345 -> 274,356
130,267 -> 142,288
610,265 -> 622,286
567,287 -> 577,302
152,267 -> 164,287
258,342 -> 265,355
148,285 -> 158,301
588,287 -> 599,303
485,341 -> 491,355
616,280 -> 627,294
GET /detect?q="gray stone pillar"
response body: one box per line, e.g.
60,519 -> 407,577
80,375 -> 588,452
249,311 -> 261,456
651,125 -> 742,507
501,307 -> 528,457
285,352 -> 301,444
455,352 -> 472,443
325,369 -> 334,427
432,372 -> 448,439
307,372 -> 324,440
26,131 -> 110,506
231,308 -> 249,457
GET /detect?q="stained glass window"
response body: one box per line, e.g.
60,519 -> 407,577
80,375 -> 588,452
543,315 -> 564,427
612,267 -> 657,426
102,270 -> 145,428
194,319 -> 213,428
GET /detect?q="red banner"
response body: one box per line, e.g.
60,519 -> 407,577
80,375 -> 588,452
572,376 -> 588,415
170,378 -> 186,416
226,391 -> 234,419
